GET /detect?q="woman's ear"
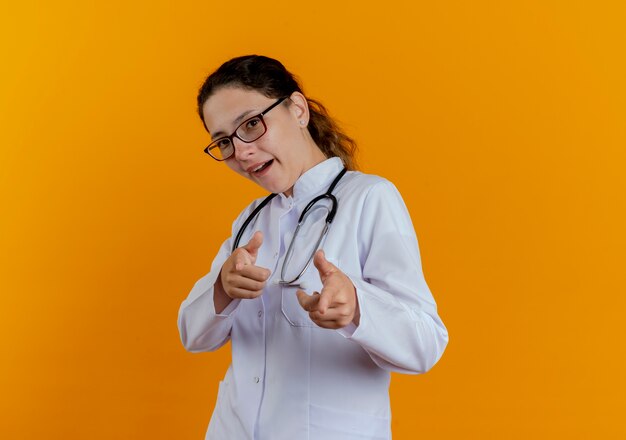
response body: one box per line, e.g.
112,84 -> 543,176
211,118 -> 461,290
288,91 -> 310,126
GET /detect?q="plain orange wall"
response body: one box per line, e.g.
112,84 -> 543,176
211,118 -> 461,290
1,1 -> 625,438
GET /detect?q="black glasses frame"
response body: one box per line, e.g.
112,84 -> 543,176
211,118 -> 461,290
204,96 -> 288,161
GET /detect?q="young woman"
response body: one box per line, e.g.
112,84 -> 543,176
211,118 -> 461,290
178,55 -> 448,440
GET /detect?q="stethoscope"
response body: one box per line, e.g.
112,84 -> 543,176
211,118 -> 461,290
232,167 -> 348,288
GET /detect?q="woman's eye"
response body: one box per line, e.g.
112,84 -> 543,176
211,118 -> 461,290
246,118 -> 260,129
217,139 -> 232,149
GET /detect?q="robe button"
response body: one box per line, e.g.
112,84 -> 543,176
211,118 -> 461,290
258,310 -> 263,318
254,377 -> 260,383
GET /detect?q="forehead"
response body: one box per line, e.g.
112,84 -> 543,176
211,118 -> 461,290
202,87 -> 274,137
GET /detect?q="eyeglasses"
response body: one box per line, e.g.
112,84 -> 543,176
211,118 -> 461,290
204,97 -> 288,161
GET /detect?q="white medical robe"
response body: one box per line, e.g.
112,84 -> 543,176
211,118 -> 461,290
178,157 -> 448,440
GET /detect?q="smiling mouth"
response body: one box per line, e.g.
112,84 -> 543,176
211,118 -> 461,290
251,159 -> 273,174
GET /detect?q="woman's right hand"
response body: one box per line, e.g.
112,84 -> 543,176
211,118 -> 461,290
218,231 -> 271,301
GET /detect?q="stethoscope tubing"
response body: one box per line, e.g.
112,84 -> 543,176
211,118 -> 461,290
231,167 -> 348,287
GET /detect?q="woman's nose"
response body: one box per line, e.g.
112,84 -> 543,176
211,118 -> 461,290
233,137 -> 257,161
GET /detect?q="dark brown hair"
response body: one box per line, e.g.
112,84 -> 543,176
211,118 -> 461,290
197,55 -> 358,170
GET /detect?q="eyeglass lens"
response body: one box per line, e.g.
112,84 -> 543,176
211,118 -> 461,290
208,115 -> 266,160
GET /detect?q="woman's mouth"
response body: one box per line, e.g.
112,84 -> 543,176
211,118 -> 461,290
249,159 -> 274,176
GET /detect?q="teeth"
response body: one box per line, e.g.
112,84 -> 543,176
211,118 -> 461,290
252,161 -> 270,173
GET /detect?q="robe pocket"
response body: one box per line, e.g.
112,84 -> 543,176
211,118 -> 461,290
309,402 -> 390,440
281,284 -> 317,327
279,257 -> 326,328
280,255 -> 340,328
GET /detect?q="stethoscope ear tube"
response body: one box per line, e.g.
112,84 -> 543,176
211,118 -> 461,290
297,167 -> 346,224
325,194 -> 338,223
298,194 -> 336,224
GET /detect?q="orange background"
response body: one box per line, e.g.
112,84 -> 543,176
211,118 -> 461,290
1,1 -> 625,438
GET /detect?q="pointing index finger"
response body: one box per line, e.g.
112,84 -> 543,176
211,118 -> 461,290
239,264 -> 271,282
296,289 -> 320,312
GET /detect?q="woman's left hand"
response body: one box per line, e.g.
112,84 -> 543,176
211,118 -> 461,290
296,250 -> 360,329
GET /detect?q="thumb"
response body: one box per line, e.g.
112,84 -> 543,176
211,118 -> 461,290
243,231 -> 264,258
313,249 -> 335,280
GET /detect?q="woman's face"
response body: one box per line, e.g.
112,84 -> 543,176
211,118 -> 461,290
201,86 -> 326,196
